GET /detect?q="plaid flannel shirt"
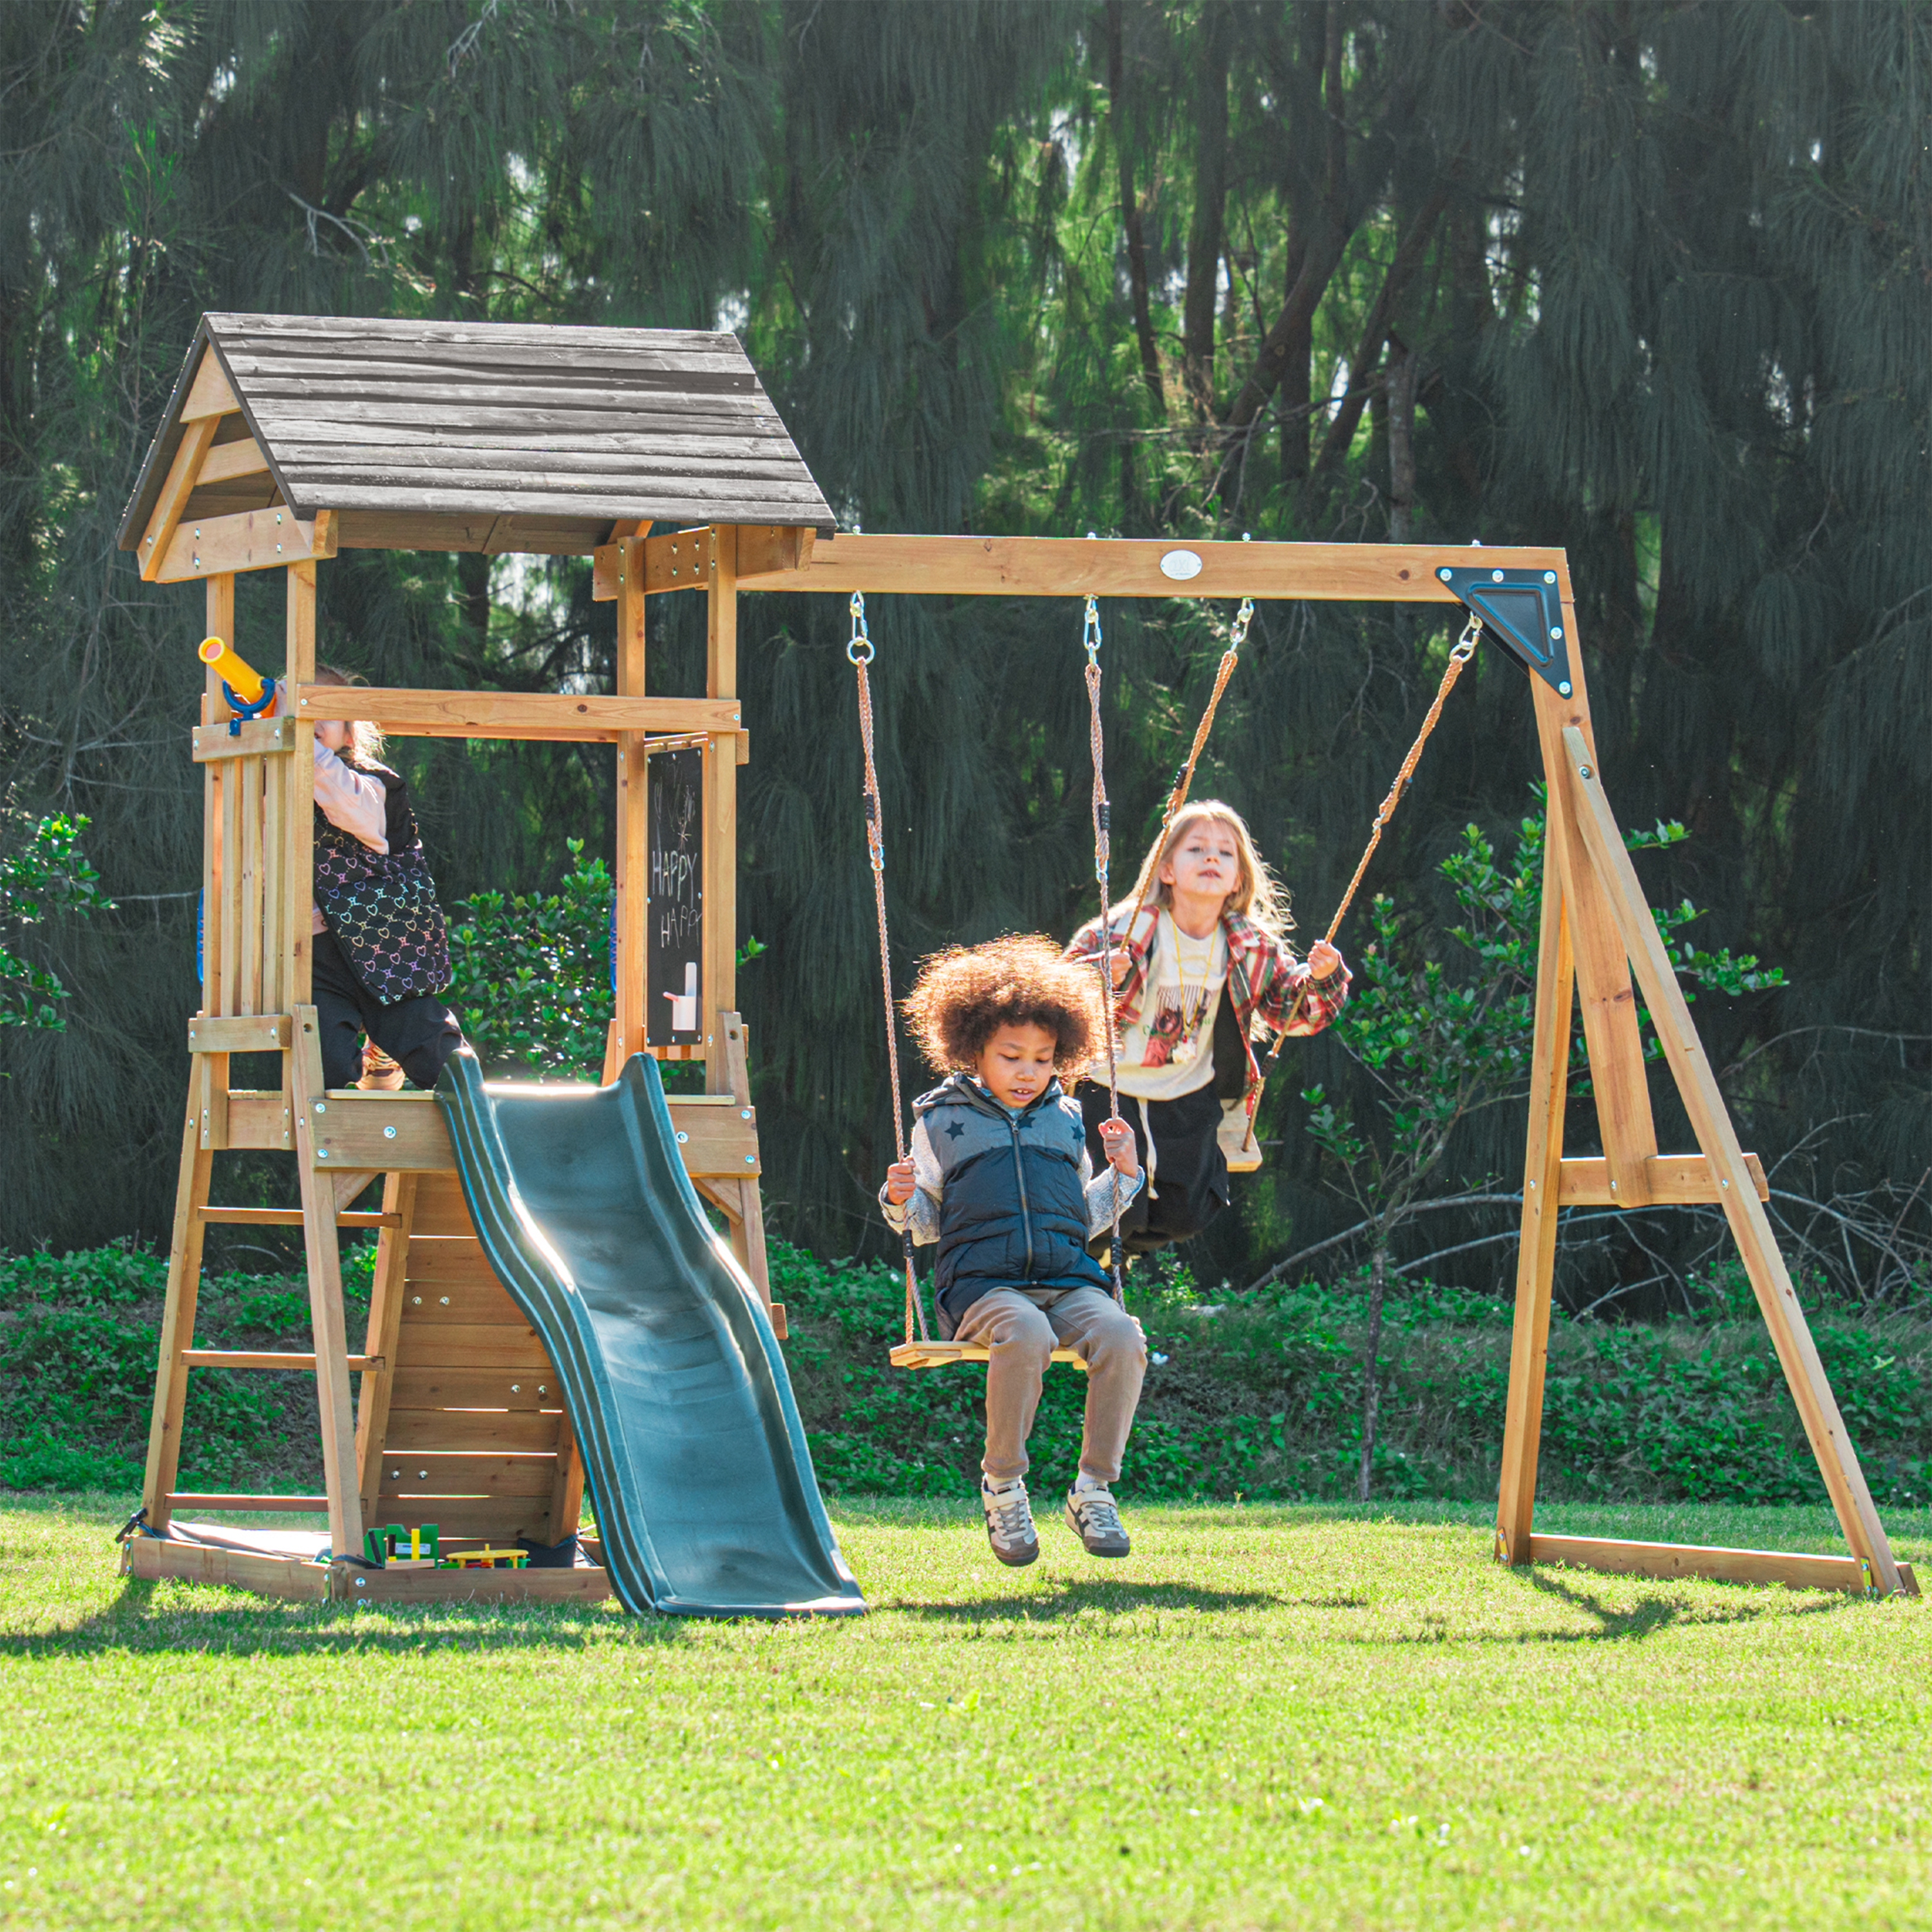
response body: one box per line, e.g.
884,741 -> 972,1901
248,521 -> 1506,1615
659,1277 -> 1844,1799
1065,905 -> 1350,1099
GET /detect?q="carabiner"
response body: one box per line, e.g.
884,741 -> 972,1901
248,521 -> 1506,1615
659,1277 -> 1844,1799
1083,594 -> 1103,665
1452,611 -> 1484,663
848,590 -> 875,665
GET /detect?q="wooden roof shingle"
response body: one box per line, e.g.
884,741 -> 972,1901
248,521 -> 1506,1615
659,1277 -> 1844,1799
118,313 -> 835,556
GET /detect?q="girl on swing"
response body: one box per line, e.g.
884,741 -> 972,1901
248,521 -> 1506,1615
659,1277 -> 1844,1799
1065,799 -> 1350,1255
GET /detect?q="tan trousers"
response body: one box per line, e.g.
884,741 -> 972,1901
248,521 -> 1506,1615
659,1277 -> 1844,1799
951,1284 -> 1148,1486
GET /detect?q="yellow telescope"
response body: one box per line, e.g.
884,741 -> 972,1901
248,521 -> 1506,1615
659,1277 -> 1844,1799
197,636 -> 268,705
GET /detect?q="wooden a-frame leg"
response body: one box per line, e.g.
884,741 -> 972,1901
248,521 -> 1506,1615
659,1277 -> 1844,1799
142,1074 -> 214,1533
718,1012 -> 775,1321
1557,728 -> 1908,1596
547,1407 -> 587,1546
291,1004 -> 365,1560
354,1171 -> 417,1529
1496,831 -> 1575,1564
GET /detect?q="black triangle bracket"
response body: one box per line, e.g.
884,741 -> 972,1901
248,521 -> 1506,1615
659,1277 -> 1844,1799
1435,564 -> 1575,697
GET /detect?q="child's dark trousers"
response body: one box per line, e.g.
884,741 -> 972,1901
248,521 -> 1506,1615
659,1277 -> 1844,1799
312,928 -> 464,1090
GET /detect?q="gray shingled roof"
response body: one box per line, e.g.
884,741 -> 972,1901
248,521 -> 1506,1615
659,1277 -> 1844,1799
118,313 -> 835,554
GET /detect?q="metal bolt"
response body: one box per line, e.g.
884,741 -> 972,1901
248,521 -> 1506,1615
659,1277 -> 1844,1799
1609,1180 -> 1618,1192
1720,1177 -> 1730,1189
1437,567 -> 1452,582
1543,571 -> 1557,585
740,1109 -> 752,1121
538,1385 -> 547,1396
194,527 -> 201,538
676,1131 -> 688,1144
317,1148 -> 330,1159
383,1124 -> 397,1139
745,1155 -> 755,1166
355,1578 -> 366,1590
390,1470 -> 400,1479
1492,569 -> 1504,583
410,1295 -> 421,1306
1527,1180 -> 1536,1191
276,512 -> 283,525
1558,681 -> 1573,696
419,1470 -> 428,1479
1578,764 -> 1593,779
510,1383 -> 520,1393
1549,626 -> 1563,640
439,1296 -> 449,1306
315,1102 -> 327,1113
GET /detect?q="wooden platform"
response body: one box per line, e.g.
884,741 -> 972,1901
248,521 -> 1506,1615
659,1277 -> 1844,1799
1523,1533 -> 1919,1598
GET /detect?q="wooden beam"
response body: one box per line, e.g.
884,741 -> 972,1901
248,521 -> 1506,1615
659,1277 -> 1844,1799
142,1078 -> 214,1534
180,346 -> 239,421
1531,670 -> 1658,1202
292,1005 -> 365,1560
1495,822 -> 1572,1566
357,1172 -> 419,1529
733,524 -> 814,578
614,538 -> 648,1064
192,715 -> 298,761
139,416 -> 221,581
1527,1533 -> 1918,1598
223,1090 -> 294,1150
198,437 -> 271,486
187,1013 -> 290,1053
308,1093 -> 454,1172
123,1537 -> 331,1600
1557,1152 -> 1769,1205
717,1014 -> 773,1323
286,562 -> 316,1006
155,506 -> 336,583
730,531 -> 1568,601
180,1351 -> 384,1371
1557,725 -> 1908,1597
198,1206 -> 399,1229
704,526 -> 738,1061
288,685 -> 743,743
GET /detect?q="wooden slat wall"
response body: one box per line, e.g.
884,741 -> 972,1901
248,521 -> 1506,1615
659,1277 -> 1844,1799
363,1174 -> 568,1545
119,313 -> 835,549
203,745 -> 285,1018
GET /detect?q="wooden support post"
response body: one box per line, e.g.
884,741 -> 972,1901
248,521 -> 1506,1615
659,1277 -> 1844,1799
142,1077 -> 214,1533
547,1407 -> 587,1547
612,536 -> 648,1075
1495,831 -> 1573,1564
285,562 -> 316,1007
1529,659 -> 1657,1203
719,1012 -> 777,1327
200,573 -> 236,1142
1555,728 -> 1906,1596
355,1172 -> 417,1528
291,1005 -> 364,1560
703,526 -> 739,1085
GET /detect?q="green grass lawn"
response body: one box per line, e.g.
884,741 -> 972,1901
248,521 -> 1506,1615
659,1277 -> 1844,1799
1,1495 -> 1928,1930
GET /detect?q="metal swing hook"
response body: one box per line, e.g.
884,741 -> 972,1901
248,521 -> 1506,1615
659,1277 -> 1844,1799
1451,610 -> 1484,664
1082,593 -> 1103,665
1229,594 -> 1256,654
848,590 -> 875,665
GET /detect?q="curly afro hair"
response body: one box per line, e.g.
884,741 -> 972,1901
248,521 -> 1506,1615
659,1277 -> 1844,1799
902,934 -> 1104,1079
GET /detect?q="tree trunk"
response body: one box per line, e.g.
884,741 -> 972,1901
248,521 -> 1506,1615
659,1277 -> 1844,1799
1387,337 -> 1417,543
1106,0 -> 1165,411
1356,1242 -> 1389,1502
1181,0 -> 1235,415
1277,230 -> 1312,486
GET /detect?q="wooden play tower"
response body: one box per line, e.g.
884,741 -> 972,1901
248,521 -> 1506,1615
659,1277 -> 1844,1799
118,312 -> 1911,1606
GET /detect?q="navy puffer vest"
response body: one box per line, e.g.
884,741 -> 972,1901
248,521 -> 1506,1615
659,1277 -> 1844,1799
916,1074 -> 1109,1331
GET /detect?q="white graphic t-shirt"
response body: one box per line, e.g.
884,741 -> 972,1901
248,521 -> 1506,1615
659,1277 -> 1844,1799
1094,913 -> 1227,1103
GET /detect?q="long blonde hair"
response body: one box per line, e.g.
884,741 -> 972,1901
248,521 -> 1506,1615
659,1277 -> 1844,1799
1111,798 -> 1291,942
312,663 -> 386,768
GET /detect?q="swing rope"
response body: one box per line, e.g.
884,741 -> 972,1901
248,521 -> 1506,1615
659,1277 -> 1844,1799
1080,596 -> 1126,1304
848,593 -> 930,1347
1239,609 -> 1486,1150
1121,596 -> 1256,940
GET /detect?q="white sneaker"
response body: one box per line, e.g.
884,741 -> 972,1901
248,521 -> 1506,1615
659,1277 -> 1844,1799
981,1477 -> 1039,1567
357,1043 -> 405,1091
1065,1479 -> 1131,1557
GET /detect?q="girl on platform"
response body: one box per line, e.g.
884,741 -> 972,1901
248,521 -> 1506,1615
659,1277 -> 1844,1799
1063,799 -> 1349,1255
293,667 -> 466,1092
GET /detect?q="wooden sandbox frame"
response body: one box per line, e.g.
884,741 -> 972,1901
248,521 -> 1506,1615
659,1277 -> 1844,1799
120,317 -> 1911,1604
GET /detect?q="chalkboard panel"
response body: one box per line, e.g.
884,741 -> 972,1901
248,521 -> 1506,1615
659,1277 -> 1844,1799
647,748 -> 703,1045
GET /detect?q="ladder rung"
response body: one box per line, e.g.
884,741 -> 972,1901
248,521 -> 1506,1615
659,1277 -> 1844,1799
180,1350 -> 383,1372
194,1206 -> 401,1228
165,1493 -> 328,1511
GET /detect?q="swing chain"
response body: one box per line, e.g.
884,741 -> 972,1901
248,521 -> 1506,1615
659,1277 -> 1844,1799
1081,598 -> 1126,1304
847,591 -> 929,1345
1244,606 -> 1488,1144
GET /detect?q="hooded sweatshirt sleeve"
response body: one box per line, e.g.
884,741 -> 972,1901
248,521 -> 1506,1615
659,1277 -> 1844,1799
878,1115 -> 945,1245
1079,1144 -> 1142,1238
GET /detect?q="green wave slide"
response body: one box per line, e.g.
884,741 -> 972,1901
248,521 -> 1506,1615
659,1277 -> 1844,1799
436,1048 -> 866,1619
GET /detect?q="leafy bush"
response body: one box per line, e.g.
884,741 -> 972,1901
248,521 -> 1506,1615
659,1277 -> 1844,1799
3,1240 -> 1927,1508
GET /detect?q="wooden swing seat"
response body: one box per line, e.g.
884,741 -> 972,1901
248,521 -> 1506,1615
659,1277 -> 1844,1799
889,1341 -> 1088,1372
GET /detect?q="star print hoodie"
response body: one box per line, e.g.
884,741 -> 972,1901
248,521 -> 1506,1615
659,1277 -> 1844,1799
880,1072 -> 1142,1332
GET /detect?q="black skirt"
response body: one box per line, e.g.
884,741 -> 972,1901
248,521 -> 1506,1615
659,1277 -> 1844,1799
1075,1077 -> 1229,1255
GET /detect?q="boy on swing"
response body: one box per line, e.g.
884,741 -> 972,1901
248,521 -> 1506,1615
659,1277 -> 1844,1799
882,936 -> 1146,1566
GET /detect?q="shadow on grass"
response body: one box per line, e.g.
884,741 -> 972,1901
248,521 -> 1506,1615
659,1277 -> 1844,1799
889,1579 -> 1282,1623
1519,1568 -> 1852,1641
0,1574 -> 691,1660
